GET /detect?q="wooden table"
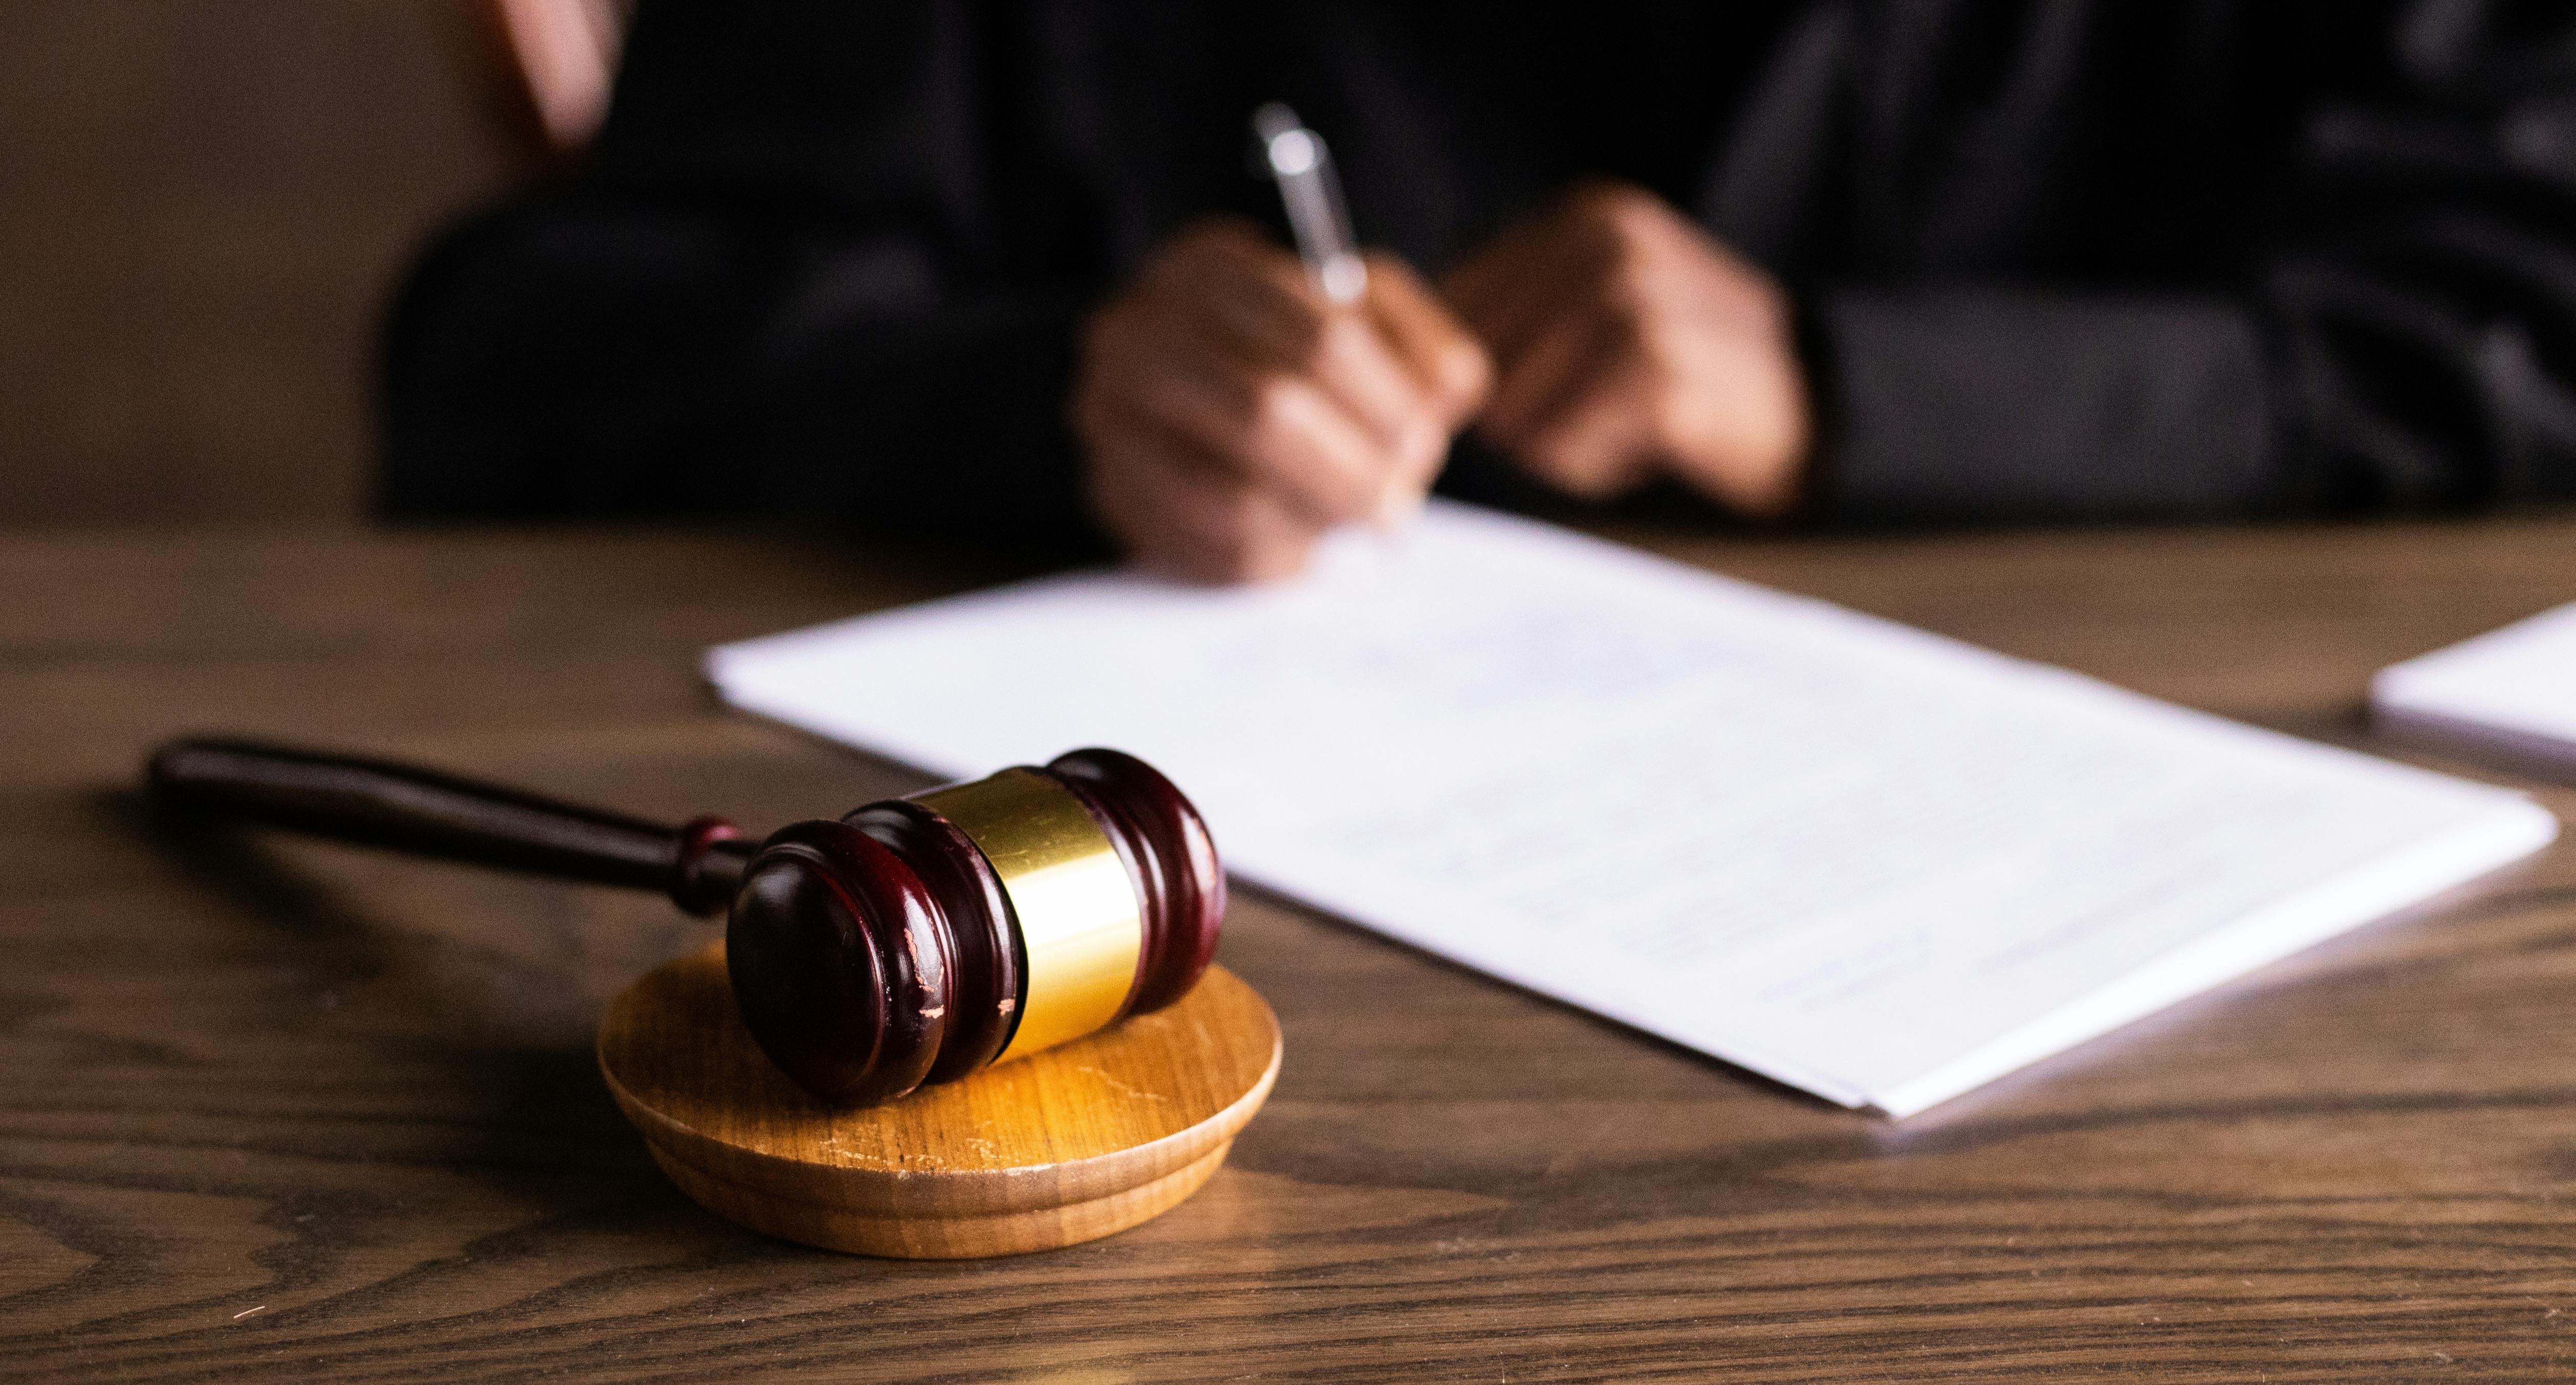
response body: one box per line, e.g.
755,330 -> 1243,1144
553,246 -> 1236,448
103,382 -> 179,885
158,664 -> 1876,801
7,518 -> 2575,1381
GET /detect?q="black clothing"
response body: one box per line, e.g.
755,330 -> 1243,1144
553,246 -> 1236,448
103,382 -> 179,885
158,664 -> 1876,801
383,0 -> 2576,538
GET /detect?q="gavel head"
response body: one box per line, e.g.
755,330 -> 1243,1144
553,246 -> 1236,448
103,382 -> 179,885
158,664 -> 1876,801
722,749 -> 1224,1107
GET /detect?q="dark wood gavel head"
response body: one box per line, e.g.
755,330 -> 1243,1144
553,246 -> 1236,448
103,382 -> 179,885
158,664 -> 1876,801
725,750 -> 1224,1107
145,739 -> 1225,1109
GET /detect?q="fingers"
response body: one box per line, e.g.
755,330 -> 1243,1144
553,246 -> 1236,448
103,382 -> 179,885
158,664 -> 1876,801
1442,181 -> 1647,363
1071,218 -> 1488,581
1441,222 -> 1587,366
1441,181 -> 1814,514
1362,253 -> 1492,420
1350,255 -> 1490,517
1079,293 -> 1392,526
1477,303 -> 1603,451
1082,408 -> 1323,584
1149,224 -> 1441,464
1479,309 -> 1659,499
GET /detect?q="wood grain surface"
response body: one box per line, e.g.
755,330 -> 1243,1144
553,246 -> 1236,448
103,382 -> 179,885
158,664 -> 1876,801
5,519 -> 2576,1381
599,950 -> 1280,1258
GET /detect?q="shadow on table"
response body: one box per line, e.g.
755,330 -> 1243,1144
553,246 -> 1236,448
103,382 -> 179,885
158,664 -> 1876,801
108,786 -> 701,1217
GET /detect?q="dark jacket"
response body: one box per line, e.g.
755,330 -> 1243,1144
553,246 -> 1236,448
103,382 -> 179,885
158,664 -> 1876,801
383,0 -> 2576,541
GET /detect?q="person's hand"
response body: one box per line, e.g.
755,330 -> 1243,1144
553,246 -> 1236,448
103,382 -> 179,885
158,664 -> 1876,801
1442,181 -> 1811,517
1071,217 -> 1490,583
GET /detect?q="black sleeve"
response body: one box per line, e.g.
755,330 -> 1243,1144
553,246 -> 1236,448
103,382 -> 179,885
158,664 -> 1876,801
1812,1 -> 2576,524
380,0 -> 1102,549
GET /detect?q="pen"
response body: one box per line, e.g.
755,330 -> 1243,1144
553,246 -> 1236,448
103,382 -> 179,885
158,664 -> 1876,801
1255,101 -> 1423,531
1252,102 -> 1366,304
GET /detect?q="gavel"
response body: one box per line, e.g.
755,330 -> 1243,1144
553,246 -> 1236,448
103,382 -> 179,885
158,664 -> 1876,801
146,738 -> 1224,1108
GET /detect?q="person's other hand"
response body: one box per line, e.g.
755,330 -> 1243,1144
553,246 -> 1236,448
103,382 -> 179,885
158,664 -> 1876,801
1442,181 -> 1811,517
1071,217 -> 1490,583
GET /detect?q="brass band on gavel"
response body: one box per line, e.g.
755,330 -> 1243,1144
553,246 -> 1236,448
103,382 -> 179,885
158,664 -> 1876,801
909,768 -> 1146,1063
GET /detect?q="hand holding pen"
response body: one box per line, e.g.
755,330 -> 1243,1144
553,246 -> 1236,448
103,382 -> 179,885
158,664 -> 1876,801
1070,105 -> 1488,584
1071,105 -> 1808,581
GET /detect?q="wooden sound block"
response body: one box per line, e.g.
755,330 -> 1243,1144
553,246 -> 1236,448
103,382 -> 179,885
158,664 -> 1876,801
596,943 -> 1282,1259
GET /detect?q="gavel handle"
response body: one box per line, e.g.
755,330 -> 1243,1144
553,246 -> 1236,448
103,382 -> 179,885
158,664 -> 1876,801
145,737 -> 753,916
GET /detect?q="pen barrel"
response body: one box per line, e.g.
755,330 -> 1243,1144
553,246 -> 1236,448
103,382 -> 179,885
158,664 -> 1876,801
1253,102 -> 1367,303
145,737 -> 750,915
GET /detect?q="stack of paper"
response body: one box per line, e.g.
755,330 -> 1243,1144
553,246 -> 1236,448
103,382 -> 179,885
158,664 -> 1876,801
708,504 -> 2555,1116
2375,601 -> 2576,777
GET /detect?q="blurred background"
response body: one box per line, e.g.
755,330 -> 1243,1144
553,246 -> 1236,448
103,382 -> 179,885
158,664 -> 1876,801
0,0 -> 627,526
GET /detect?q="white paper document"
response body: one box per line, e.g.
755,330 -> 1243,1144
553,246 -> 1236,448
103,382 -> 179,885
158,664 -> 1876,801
708,504 -> 2556,1116
2374,601 -> 2576,776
